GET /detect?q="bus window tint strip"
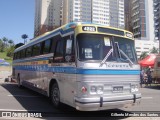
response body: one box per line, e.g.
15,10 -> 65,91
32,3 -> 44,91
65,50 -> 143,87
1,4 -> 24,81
98,27 -> 124,36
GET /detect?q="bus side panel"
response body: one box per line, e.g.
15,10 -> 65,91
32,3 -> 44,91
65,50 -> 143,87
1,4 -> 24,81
58,73 -> 77,107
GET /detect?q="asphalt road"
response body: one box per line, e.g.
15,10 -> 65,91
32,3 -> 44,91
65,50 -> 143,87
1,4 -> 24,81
0,72 -> 160,120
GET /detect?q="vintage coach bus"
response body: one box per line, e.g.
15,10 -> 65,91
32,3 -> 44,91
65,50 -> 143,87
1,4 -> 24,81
12,22 -> 141,111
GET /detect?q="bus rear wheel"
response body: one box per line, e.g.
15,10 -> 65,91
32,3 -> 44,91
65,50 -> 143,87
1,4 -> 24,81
50,83 -> 61,108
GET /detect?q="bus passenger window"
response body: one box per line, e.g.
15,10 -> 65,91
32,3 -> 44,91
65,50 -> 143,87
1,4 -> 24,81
17,52 -> 20,59
42,40 -> 51,54
13,53 -> 16,60
32,44 -> 41,56
21,49 -> 26,58
54,40 -> 64,62
25,47 -> 32,58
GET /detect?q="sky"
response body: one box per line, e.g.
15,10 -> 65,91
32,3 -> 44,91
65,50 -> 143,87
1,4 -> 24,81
0,0 -> 35,44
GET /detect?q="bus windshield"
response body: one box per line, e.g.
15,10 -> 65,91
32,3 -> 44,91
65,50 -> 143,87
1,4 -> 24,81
77,34 -> 137,63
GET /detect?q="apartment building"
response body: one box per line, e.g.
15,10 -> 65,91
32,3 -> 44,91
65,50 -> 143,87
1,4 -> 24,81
34,0 -> 62,37
64,0 -> 125,28
34,0 -> 125,37
131,0 -> 155,41
153,0 -> 160,40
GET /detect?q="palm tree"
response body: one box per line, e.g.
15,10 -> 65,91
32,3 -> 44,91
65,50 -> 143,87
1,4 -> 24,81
150,47 -> 158,54
21,34 -> 28,44
2,37 -> 8,47
8,40 -> 14,47
139,51 -> 148,60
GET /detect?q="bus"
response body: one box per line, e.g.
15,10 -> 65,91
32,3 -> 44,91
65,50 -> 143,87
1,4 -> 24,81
12,22 -> 141,111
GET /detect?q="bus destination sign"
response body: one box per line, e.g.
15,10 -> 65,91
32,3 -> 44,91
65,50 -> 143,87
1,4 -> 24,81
82,26 -> 96,32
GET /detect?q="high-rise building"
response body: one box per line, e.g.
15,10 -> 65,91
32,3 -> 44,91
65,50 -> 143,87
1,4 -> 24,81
124,0 -> 132,31
34,0 -> 125,37
130,0 -> 155,41
34,0 -> 62,37
153,0 -> 160,40
64,0 -> 125,28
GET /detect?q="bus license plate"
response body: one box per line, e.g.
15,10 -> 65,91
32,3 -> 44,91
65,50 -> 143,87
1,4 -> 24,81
113,86 -> 123,92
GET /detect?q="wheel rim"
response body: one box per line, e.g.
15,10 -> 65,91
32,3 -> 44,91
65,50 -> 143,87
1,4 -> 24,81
52,85 -> 60,106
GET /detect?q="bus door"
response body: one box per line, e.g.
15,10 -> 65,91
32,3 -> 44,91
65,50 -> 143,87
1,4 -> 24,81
53,35 -> 76,104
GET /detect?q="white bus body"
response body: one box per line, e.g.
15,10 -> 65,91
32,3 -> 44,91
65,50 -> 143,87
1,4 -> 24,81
13,23 -> 141,111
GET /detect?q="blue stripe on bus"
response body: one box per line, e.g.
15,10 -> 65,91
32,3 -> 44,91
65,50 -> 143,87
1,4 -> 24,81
14,66 -> 140,75
76,69 -> 140,75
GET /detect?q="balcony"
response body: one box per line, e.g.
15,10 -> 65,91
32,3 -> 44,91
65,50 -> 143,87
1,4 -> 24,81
134,32 -> 141,36
133,18 -> 140,23
132,0 -> 138,4
131,11 -> 140,17
133,25 -> 140,29
132,4 -> 140,10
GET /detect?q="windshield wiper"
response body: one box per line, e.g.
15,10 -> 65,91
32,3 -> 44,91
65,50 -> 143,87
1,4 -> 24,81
119,49 -> 133,65
99,49 -> 113,67
99,48 -> 133,67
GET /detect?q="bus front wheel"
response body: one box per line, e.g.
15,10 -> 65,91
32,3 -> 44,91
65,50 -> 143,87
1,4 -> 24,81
50,83 -> 61,108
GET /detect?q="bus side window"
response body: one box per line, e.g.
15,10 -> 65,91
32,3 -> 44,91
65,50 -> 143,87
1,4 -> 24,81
21,49 -> 26,59
13,53 -> 16,60
25,47 -> 32,58
41,40 -> 51,54
54,39 -> 64,63
32,43 -> 41,56
17,52 -> 20,59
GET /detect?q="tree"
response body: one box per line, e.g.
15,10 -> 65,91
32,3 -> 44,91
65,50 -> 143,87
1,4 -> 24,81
15,43 -> 24,49
2,37 -> 8,47
0,38 -> 5,52
8,40 -> 14,47
21,34 -> 28,44
139,51 -> 148,60
150,47 -> 158,54
0,39 -> 2,51
6,46 -> 15,57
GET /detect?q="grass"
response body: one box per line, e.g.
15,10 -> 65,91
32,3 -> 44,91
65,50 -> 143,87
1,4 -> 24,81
0,52 -> 12,64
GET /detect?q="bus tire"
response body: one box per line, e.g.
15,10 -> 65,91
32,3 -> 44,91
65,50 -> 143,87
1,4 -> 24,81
17,75 -> 22,88
50,82 -> 61,108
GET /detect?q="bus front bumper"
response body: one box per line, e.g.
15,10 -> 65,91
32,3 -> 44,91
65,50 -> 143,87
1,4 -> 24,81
74,93 -> 141,111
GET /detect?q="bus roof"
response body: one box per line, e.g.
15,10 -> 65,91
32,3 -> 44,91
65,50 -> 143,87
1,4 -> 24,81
14,22 -> 133,53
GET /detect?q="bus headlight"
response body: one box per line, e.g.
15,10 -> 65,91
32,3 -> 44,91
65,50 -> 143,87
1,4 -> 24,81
90,86 -> 103,94
131,84 -> 139,92
91,86 -> 97,93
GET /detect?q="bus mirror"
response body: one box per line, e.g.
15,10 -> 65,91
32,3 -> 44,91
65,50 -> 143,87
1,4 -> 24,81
66,39 -> 72,54
65,55 -> 71,62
